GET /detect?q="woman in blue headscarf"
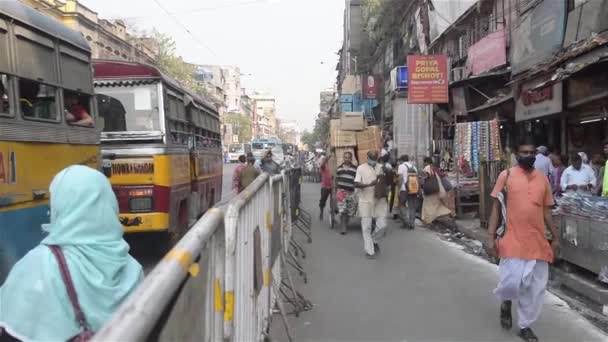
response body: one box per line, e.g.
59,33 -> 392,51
0,165 -> 143,341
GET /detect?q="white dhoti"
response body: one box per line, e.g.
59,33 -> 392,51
494,258 -> 549,329
359,199 -> 388,255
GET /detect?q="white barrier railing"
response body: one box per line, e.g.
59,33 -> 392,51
93,169 -> 302,342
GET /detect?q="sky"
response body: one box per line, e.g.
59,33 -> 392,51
80,0 -> 344,131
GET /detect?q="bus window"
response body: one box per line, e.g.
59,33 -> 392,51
64,90 -> 93,127
19,79 -> 57,120
0,74 -> 9,115
95,84 -> 160,132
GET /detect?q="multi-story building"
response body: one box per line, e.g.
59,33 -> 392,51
338,0 -> 363,89
240,89 -> 254,119
319,89 -> 335,117
251,93 -> 277,138
194,65 -> 242,113
277,119 -> 301,146
22,0 -> 157,64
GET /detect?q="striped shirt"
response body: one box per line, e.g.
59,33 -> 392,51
336,163 -> 357,192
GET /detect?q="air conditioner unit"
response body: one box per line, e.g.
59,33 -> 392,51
451,67 -> 465,82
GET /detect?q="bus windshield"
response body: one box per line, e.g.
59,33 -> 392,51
229,144 -> 243,153
252,142 -> 265,150
96,84 -> 161,132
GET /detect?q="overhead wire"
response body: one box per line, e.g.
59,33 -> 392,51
115,0 -> 273,21
150,0 -> 220,59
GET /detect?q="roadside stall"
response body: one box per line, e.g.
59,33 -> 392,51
453,119 -> 503,221
557,195 -> 608,281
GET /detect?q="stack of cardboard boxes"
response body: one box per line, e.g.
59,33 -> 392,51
329,112 -> 383,167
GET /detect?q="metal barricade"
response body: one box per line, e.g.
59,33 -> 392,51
93,169 -> 310,342
92,208 -> 226,342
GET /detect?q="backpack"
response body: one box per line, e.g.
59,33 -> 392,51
404,164 -> 420,195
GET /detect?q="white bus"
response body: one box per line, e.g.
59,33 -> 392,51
228,143 -> 252,162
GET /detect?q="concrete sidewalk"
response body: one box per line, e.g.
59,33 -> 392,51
271,182 -> 607,341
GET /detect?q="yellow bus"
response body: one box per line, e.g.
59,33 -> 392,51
93,60 -> 222,248
0,2 -> 98,281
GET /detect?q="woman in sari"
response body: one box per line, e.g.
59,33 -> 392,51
0,165 -> 143,342
421,157 -> 453,225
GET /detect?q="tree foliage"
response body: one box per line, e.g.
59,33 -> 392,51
223,113 -> 252,143
148,30 -> 207,97
300,117 -> 329,150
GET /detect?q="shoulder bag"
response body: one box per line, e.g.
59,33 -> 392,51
48,245 -> 95,342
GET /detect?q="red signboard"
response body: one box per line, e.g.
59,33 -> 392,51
466,29 -> 507,75
407,55 -> 449,104
362,75 -> 378,99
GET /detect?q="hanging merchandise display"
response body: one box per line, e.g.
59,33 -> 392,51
454,119 -> 502,173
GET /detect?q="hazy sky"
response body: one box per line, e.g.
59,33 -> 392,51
80,0 -> 344,131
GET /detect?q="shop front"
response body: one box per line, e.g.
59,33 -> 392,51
514,78 -> 565,154
551,59 -> 608,279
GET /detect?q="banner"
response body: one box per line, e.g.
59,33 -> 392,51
407,55 -> 449,104
362,75 -> 378,99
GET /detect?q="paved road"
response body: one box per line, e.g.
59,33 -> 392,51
272,182 -> 607,341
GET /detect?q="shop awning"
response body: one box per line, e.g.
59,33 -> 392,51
468,94 -> 513,113
528,44 -> 608,91
450,68 -> 510,88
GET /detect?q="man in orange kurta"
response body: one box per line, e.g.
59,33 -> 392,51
487,139 -> 560,342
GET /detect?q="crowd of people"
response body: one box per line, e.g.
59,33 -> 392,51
313,136 -> 584,341
317,148 -> 456,259
511,142 -> 608,199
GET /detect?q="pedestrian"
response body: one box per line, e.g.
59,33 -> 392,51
421,157 -> 452,226
224,150 -> 230,164
601,141 -> 608,196
260,150 -> 281,175
232,154 -> 247,194
335,151 -> 358,235
549,153 -> 566,197
239,154 -> 260,192
533,146 -> 551,179
487,138 -> 560,342
561,153 -> 596,195
387,158 -> 399,219
318,153 -> 332,220
397,154 -> 419,230
354,150 -> 388,259
0,165 -> 143,342
591,154 -> 604,194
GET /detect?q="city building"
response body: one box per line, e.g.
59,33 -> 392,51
22,0 -> 158,64
240,89 -> 254,120
194,64 -> 242,113
251,93 -> 277,138
277,119 -> 301,146
319,88 -> 335,117
338,0 -> 363,86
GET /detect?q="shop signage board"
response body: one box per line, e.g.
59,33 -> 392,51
510,0 -> 567,75
362,75 -> 378,99
515,81 -> 563,122
407,55 -> 449,104
466,29 -> 507,76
